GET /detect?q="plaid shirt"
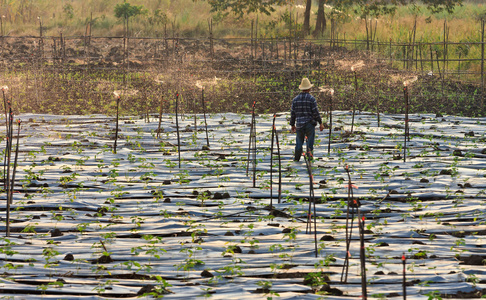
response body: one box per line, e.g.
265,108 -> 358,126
290,92 -> 322,129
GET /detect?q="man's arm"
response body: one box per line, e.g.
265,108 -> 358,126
290,99 -> 296,132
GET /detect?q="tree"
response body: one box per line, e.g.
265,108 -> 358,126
303,0 -> 312,35
329,0 -> 462,49
114,1 -> 147,34
313,0 -> 327,37
332,0 -> 463,18
194,0 -> 289,18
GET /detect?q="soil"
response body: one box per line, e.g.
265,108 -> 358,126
0,36 -> 482,116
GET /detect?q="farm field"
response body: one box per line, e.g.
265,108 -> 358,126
0,110 -> 485,299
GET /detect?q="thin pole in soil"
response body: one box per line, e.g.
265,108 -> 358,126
303,150 -> 318,257
202,88 -> 210,149
376,71 -> 380,128
328,90 -> 334,154
175,92 -> 181,168
2,87 -> 9,190
403,82 -> 409,162
275,118 -> 282,204
157,94 -> 164,139
270,115 -> 276,207
9,119 -> 20,205
4,109 -> 12,237
341,165 -> 356,283
351,66 -> 357,133
482,19 -> 485,107
5,107 -> 13,204
5,116 -> 19,238
192,90 -> 197,131
252,110 -> 257,188
402,253 -> 407,299
358,215 -> 367,299
345,166 -> 366,297
246,101 -> 257,188
113,93 -> 120,154
269,114 -> 282,205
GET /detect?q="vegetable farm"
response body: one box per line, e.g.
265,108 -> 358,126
0,34 -> 485,299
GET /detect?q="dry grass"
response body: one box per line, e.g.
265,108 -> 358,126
0,1 -> 482,44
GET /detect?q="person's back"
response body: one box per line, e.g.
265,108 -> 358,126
291,92 -> 319,129
290,78 -> 324,161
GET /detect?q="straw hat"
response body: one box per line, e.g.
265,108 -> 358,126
299,78 -> 313,90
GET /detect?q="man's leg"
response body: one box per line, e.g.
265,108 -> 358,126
294,127 -> 305,161
305,123 -> 316,159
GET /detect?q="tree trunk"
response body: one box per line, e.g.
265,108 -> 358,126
303,0 -> 312,36
313,0 -> 326,37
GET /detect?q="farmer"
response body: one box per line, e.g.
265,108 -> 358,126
290,78 -> 324,162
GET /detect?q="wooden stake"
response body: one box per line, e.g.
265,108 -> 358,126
403,84 -> 409,162
303,150 -> 317,257
175,92 -> 181,168
113,95 -> 120,154
157,94 -> 164,139
202,89 -> 210,149
481,19 -> 485,108
402,253 -> 407,299
328,91 -> 333,154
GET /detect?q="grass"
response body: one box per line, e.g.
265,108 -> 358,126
0,0 -> 483,42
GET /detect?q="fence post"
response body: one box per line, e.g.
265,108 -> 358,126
481,19 -> 485,108
208,18 -> 213,61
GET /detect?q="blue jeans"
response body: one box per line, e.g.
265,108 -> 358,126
294,122 -> 315,161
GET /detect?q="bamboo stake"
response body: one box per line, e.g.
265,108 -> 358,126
9,120 -> 20,206
252,109 -> 257,188
113,93 -> 120,154
270,115 -> 276,208
419,43 -> 423,73
430,44 -> 434,73
246,101 -> 255,176
341,165 -> 356,283
402,253 -> 407,299
376,77 -> 380,128
2,87 -> 9,191
208,18 -> 213,61
351,66 -> 358,133
246,101 -> 257,188
157,94 -> 164,139
275,123 -> 282,204
481,19 -> 485,107
202,88 -> 210,149
403,82 -> 409,162
443,20 -> 447,74
359,214 -> 367,299
328,90 -> 333,155
411,18 -> 417,70
303,150 -> 318,257
175,92 -> 181,168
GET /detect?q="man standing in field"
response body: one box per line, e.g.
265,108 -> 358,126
290,78 -> 324,162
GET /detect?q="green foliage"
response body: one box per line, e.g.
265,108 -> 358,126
196,0 -> 288,18
147,9 -> 168,26
63,3 -> 74,19
114,1 -> 147,21
334,0 -> 463,18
